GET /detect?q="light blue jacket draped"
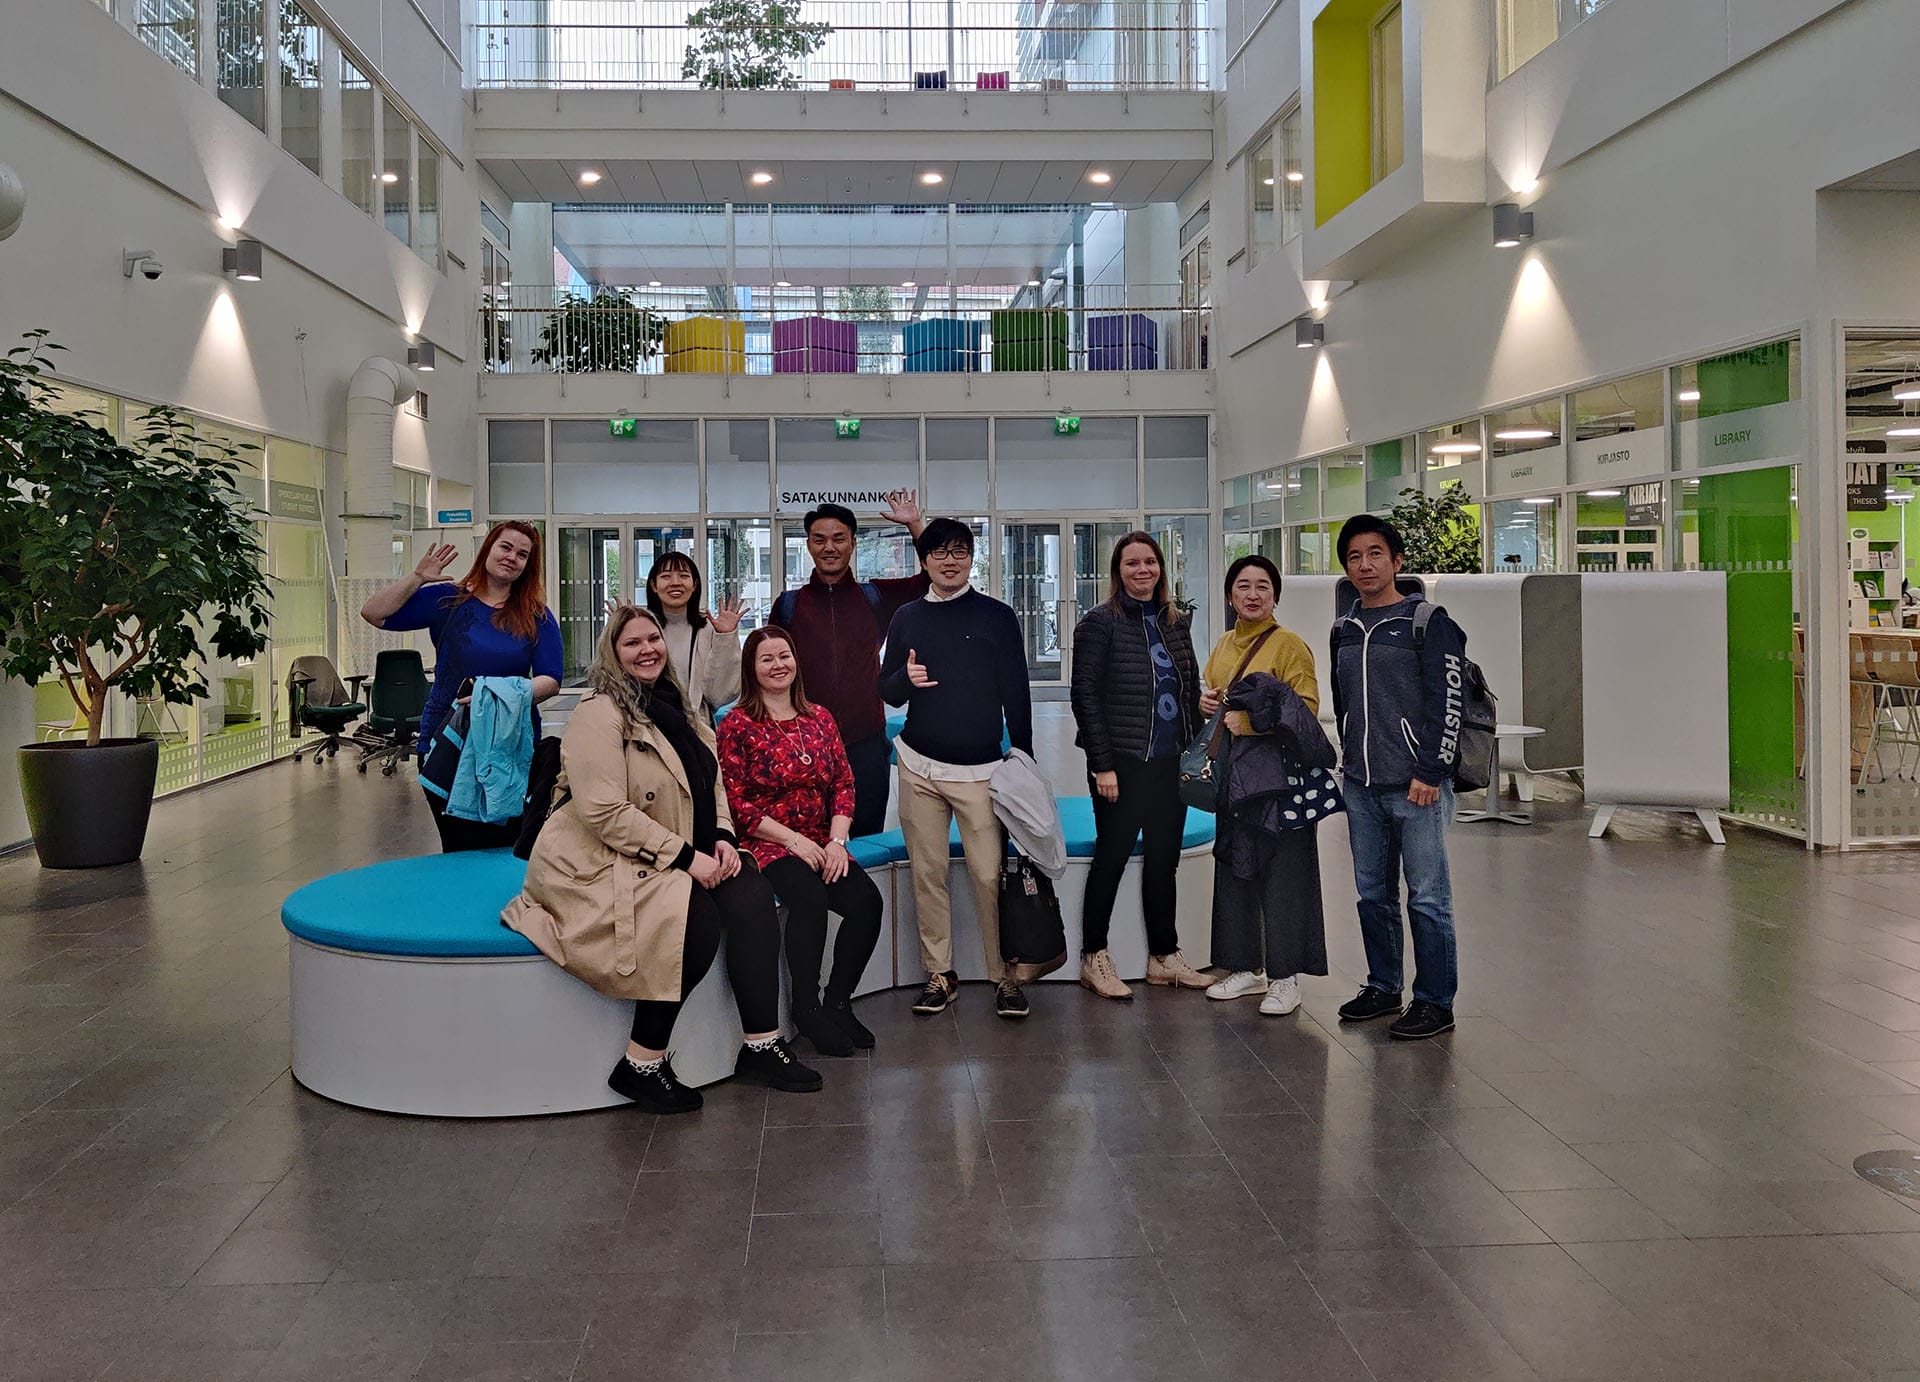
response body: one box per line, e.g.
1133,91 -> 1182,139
448,676 -> 535,825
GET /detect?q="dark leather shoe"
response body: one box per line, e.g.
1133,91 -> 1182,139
607,1056 -> 702,1114
1388,1000 -> 1455,1041
1337,986 -> 1405,1022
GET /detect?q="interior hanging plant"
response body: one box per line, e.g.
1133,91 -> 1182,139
0,331 -> 273,865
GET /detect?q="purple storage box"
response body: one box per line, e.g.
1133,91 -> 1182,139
1088,344 -> 1159,371
1087,314 -> 1158,371
773,316 -> 859,373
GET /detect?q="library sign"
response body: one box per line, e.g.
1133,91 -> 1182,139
1570,426 -> 1666,487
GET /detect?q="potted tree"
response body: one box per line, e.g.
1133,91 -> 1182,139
0,333 -> 273,868
681,0 -> 831,89
532,291 -> 666,373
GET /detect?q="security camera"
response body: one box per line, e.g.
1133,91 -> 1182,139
122,249 -> 162,280
0,164 -> 23,241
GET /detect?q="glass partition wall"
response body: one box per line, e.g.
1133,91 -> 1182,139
489,412 -> 1214,688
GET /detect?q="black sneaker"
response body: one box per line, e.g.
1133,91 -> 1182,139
1337,986 -> 1405,1022
994,979 -> 1030,1020
606,1056 -> 702,1115
912,971 -> 958,1015
825,996 -> 876,1050
1388,1000 -> 1455,1041
734,1038 -> 824,1092
794,1005 -> 855,1058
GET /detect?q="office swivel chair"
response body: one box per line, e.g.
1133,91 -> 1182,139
352,649 -> 430,777
287,656 -> 367,764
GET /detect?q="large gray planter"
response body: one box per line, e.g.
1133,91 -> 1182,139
17,738 -> 160,868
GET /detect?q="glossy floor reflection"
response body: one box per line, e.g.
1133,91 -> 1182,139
4,742 -> 1920,1380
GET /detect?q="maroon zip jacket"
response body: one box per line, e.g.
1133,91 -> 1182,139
770,570 -> 929,744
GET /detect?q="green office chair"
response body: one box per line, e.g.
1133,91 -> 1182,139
287,656 -> 367,764
352,649 -> 430,777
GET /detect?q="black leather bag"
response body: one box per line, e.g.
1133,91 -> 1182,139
1178,626 -> 1278,812
417,684 -> 471,809
998,850 -> 1066,982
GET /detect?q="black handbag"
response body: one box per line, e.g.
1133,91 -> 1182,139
998,849 -> 1066,982
418,681 -> 472,809
1178,626 -> 1278,812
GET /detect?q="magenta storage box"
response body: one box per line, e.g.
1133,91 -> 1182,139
772,316 -> 859,373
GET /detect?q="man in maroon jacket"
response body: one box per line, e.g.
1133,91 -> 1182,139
770,490 -> 927,836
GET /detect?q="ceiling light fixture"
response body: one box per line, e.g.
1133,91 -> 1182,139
1088,170 -> 1112,185
920,171 -> 944,185
1027,278 -> 1042,287
901,280 -> 916,288
221,238 -> 264,281
775,280 -> 791,287
1262,177 -> 1275,186
1492,202 -> 1534,248
380,171 -> 400,185
1429,441 -> 1483,455
1888,426 -> 1920,438
1521,496 -> 1556,505
1285,169 -> 1305,183
648,279 -> 662,287
749,171 -> 775,185
1586,489 -> 1623,498
1896,386 -> 1920,401
1493,428 -> 1556,441
1294,317 -> 1324,349
578,170 -> 602,185
1677,388 -> 1702,403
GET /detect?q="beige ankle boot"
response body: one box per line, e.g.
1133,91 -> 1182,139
1079,950 -> 1133,1000
1146,951 -> 1212,989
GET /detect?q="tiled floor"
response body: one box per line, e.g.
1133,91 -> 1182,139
6,724 -> 1920,1379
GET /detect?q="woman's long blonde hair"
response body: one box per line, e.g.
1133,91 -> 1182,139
590,604 -> 691,730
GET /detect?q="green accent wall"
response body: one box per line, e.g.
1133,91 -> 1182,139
1312,0 -> 1374,226
1697,341 -> 1792,416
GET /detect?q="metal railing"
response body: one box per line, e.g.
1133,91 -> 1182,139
479,285 -> 1210,375
466,0 -> 1210,91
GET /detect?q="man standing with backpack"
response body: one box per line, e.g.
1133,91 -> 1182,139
770,492 -> 926,838
1329,514 -> 1464,1040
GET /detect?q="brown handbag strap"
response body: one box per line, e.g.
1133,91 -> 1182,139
1207,625 -> 1280,760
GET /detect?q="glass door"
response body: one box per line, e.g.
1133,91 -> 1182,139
557,522 -> 695,680
1001,518 -> 1135,685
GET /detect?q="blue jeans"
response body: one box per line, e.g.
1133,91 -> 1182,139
1343,780 -> 1458,1008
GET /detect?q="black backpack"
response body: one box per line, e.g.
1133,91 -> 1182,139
1411,603 -> 1499,793
512,735 -> 568,860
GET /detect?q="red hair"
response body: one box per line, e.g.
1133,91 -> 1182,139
456,521 -> 548,641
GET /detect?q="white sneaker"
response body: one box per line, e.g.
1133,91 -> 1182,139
1205,970 -> 1267,1001
1259,975 -> 1302,1016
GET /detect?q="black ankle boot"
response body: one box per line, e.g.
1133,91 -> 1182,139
795,1005 -> 855,1057
825,996 -> 875,1050
734,1038 -> 823,1093
607,1056 -> 702,1114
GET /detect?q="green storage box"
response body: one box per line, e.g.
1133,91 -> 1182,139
990,309 -> 1068,372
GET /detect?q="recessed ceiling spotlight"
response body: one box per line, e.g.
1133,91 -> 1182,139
775,280 -> 791,287
901,280 -> 916,288
920,171 -> 944,185
1285,170 -> 1305,183
379,171 -> 400,184
1087,170 -> 1112,184
648,279 -> 662,287
1027,278 -> 1041,287
1262,177 -> 1275,186
1677,388 -> 1701,402
578,170 -> 602,185
1493,429 -> 1556,441
750,171 -> 775,185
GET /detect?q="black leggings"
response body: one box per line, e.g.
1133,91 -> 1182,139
629,865 -> 782,1050
423,788 -> 521,854
1081,755 -> 1186,955
761,856 -> 885,1009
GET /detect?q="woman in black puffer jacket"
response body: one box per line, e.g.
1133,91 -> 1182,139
1068,532 -> 1211,1000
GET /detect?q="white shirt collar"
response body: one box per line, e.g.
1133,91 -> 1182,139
925,582 -> 972,603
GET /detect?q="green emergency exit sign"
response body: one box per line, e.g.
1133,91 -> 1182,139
835,417 -> 862,439
1055,415 -> 1080,436
609,418 -> 637,437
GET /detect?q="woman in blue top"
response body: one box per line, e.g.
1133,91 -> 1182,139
359,520 -> 563,852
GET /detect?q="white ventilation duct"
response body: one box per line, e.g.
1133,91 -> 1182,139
344,355 -> 419,578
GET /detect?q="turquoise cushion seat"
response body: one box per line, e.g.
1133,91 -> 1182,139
851,798 -> 1214,861
845,836 -> 905,869
282,849 -> 537,958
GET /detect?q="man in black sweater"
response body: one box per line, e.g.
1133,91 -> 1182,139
879,519 -> 1036,1020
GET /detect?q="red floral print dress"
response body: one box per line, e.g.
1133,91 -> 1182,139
716,706 -> 858,868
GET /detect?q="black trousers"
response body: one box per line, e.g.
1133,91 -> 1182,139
423,788 -> 521,854
844,734 -> 894,839
1209,825 -> 1328,979
762,855 -> 884,1009
629,865 -> 782,1050
1081,755 -> 1186,956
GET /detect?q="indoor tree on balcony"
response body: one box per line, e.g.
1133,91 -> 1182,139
681,0 -> 831,89
532,291 -> 666,373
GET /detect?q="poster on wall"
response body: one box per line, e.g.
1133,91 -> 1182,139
1625,481 -> 1665,526
1847,460 -> 1889,512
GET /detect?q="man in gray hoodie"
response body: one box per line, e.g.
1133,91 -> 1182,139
1328,514 -> 1464,1040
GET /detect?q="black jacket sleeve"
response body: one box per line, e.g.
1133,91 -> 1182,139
995,603 -> 1035,757
877,604 -> 915,708
1069,608 -> 1115,772
1413,606 -> 1468,787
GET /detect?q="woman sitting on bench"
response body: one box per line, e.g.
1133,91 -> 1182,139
503,605 -> 822,1114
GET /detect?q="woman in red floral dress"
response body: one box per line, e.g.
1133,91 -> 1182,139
718,627 -> 885,1057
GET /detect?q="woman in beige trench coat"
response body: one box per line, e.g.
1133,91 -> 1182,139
503,604 -> 822,1113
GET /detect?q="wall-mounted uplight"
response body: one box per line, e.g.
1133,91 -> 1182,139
407,342 -> 436,372
1492,202 -> 1534,248
222,238 -> 264,281
1294,318 -> 1324,349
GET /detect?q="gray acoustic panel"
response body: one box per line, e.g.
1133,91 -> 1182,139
1520,574 -> 1584,772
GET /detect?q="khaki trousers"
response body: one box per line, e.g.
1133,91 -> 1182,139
897,763 -> 1005,981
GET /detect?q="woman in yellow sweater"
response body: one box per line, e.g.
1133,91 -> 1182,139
1198,554 -> 1329,1016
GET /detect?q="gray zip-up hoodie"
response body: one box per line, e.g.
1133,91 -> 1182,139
1329,594 -> 1469,788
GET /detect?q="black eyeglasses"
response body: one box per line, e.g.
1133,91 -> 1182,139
926,545 -> 973,561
